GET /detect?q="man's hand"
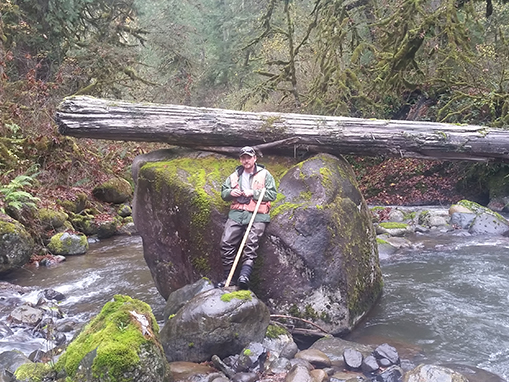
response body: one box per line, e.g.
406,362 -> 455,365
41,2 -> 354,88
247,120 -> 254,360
243,190 -> 254,197
231,189 -> 243,197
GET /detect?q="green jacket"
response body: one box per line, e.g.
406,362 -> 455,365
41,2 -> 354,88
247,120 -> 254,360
221,164 -> 278,224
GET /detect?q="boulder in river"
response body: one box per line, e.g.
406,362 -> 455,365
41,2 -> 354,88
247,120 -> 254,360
0,213 -> 34,274
452,200 -> 509,235
160,288 -> 270,363
133,150 -> 383,336
47,232 -> 88,255
26,294 -> 171,382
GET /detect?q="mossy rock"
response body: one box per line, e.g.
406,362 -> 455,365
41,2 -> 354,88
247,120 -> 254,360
55,295 -> 170,382
93,177 -> 133,204
47,232 -> 88,255
0,213 -> 34,274
37,208 -> 68,230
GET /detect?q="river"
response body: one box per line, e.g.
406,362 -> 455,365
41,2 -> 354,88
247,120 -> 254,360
2,232 -> 509,380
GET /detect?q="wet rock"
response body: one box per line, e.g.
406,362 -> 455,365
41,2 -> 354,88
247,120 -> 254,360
163,278 -> 215,322
8,305 -> 43,327
285,364 -> 313,382
238,342 -> 266,372
289,358 -> 314,371
47,232 -> 88,255
39,288 -> 65,301
0,322 -> 13,339
310,369 -> 328,382
450,212 -> 476,229
361,355 -> 379,374
39,255 -> 66,267
330,370 -> 367,381
268,357 -> 292,374
374,343 -> 400,365
294,349 -> 331,368
211,355 -> 236,378
160,288 -> 270,362
403,364 -> 469,382
0,350 -> 32,379
169,361 -> 219,381
0,213 -> 34,274
469,212 -> 509,235
376,365 -> 403,382
343,347 -> 362,370
280,340 -> 300,360
92,177 -> 133,204
455,200 -> 509,235
309,337 -> 374,363
232,372 -> 258,382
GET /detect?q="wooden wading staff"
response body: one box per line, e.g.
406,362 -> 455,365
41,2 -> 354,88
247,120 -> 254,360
224,187 -> 267,288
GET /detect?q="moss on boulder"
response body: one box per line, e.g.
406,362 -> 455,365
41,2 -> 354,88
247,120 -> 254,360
47,232 -> 88,255
37,208 -> 68,230
55,295 -> 170,382
0,213 -> 34,274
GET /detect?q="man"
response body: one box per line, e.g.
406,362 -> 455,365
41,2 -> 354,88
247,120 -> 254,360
217,146 -> 278,289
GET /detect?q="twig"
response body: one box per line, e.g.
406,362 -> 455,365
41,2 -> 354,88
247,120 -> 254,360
270,314 -> 330,334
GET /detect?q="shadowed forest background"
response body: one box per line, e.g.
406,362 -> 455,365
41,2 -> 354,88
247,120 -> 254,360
2,0 -> 509,212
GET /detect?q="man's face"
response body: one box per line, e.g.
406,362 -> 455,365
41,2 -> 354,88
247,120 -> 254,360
240,154 -> 256,171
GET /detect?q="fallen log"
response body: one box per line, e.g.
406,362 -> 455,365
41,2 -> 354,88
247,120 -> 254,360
56,96 -> 509,162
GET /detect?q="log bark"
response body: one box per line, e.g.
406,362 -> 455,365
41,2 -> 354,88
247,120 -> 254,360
56,96 -> 509,162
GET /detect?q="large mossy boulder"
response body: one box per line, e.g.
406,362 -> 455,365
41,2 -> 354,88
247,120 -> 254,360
0,213 -> 34,274
160,288 -> 270,362
35,294 -> 171,382
257,154 -> 382,334
133,149 -> 382,335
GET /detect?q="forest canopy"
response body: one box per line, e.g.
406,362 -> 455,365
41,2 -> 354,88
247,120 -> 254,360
1,0 -> 509,210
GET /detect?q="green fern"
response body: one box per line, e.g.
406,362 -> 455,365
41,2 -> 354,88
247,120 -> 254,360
0,174 -> 41,214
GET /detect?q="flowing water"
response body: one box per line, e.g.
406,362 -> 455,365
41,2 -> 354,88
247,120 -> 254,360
2,232 -> 509,380
0,235 -> 166,356
347,232 -> 509,381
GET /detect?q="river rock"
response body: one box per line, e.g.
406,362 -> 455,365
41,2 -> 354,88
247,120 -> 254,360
169,361 -> 219,381
0,350 -> 32,379
309,336 -> 374,363
47,232 -> 88,255
285,364 -> 312,382
163,278 -> 215,322
450,212 -> 476,229
294,349 -> 331,368
38,295 -> 171,382
377,365 -> 403,382
374,343 -> 400,365
343,347 -> 362,370
455,200 -> 509,235
160,288 -> 270,363
8,305 -> 43,327
92,177 -> 133,204
133,150 -> 383,336
403,364 -> 469,382
0,213 -> 34,274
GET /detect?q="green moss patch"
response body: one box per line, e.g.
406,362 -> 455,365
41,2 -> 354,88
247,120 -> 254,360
56,295 -> 160,381
220,290 -> 253,302
378,222 -> 408,229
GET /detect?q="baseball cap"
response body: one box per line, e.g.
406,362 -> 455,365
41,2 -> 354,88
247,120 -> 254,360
239,146 -> 256,157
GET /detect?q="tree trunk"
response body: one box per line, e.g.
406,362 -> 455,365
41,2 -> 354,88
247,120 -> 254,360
56,96 -> 509,162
